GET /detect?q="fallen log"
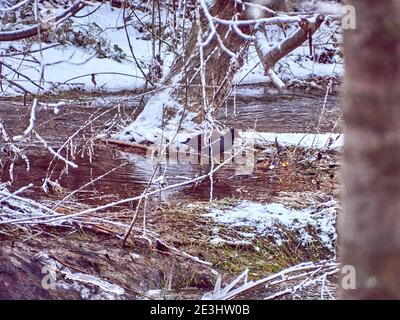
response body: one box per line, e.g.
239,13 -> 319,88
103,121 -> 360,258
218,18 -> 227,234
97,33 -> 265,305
102,138 -> 151,152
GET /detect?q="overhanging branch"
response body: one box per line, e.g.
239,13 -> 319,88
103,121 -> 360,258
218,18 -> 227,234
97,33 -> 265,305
255,14 -> 325,89
0,1 -> 87,41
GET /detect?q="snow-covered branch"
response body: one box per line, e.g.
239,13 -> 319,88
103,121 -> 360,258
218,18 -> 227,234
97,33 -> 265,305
203,260 -> 340,300
255,14 -> 325,89
0,0 -> 88,41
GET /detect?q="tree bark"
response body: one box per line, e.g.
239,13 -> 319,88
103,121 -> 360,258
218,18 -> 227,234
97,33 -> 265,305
119,0 -> 296,143
340,0 -> 400,299
164,0 -> 291,122
159,0 -> 252,123
119,0 -> 256,143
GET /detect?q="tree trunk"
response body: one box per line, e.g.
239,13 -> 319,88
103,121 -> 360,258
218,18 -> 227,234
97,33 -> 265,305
120,0 -> 254,143
340,0 -> 400,299
164,0 -> 252,123
118,0 -> 295,143
167,0 -> 289,120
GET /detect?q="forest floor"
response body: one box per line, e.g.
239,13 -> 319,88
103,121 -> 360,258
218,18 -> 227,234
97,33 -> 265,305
0,86 -> 342,300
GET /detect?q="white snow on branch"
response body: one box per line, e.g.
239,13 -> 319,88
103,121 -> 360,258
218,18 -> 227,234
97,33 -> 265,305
203,259 -> 340,300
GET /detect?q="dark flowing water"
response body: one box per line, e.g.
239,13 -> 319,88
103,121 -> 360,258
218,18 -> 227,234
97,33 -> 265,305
0,87 -> 342,207
220,86 -> 342,133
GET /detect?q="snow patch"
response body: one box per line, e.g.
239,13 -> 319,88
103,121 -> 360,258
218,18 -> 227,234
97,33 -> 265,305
205,199 -> 337,251
243,132 -> 343,149
0,5 -> 174,96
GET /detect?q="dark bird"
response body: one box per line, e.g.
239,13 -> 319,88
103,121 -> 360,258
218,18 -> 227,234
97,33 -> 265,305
91,74 -> 97,88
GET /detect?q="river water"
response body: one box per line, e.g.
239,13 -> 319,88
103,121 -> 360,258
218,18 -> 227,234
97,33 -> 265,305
0,86 -> 342,207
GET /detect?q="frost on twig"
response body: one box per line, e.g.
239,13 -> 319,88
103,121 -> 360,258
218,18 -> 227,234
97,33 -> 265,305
0,183 -> 62,226
202,260 -> 339,300
0,121 -> 30,181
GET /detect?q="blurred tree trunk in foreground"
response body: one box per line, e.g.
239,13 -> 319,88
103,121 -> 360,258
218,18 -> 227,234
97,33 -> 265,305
340,0 -> 400,299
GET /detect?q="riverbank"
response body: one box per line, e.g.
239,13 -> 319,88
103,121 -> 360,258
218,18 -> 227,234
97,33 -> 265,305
0,138 -> 341,299
0,87 -> 342,299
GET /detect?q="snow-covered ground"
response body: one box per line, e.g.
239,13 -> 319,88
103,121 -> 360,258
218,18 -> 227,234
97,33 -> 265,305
205,198 -> 338,252
0,3 -> 343,96
0,4 -> 175,95
245,132 -> 344,149
234,39 -> 343,86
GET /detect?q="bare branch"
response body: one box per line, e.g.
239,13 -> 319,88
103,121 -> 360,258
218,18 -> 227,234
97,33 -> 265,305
0,1 -> 87,41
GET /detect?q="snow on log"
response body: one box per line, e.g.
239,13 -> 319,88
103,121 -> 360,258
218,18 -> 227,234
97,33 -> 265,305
255,14 -> 325,89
